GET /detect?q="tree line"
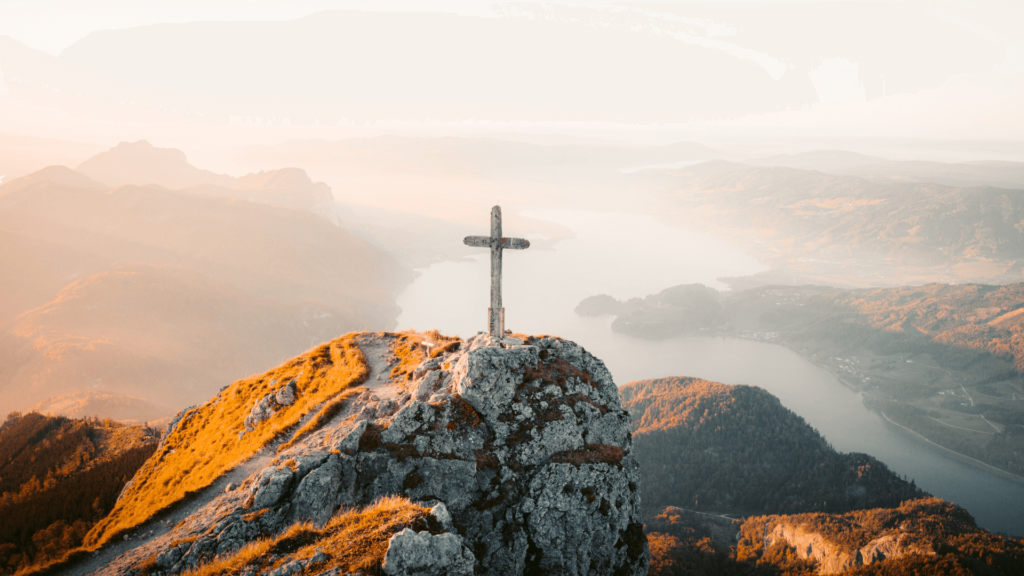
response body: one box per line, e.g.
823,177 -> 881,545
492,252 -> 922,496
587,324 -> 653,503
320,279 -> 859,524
0,412 -> 157,573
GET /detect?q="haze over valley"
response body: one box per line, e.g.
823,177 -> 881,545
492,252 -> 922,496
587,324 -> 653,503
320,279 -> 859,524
2,2 -> 1023,575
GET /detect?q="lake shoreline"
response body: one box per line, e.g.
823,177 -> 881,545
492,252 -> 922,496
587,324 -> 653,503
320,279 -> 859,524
717,330 -> 1024,484
877,411 -> 1024,486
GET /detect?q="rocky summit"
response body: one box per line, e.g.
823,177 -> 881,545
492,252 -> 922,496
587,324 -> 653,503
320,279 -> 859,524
72,332 -> 648,576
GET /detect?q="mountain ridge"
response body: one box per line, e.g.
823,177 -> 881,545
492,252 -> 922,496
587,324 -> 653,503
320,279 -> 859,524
0,159 -> 410,420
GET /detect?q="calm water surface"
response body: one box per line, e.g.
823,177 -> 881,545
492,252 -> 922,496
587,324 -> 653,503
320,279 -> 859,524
397,210 -> 1024,537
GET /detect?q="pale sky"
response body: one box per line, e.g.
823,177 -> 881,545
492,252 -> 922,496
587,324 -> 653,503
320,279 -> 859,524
1,0 -> 991,56
0,1 -> 1021,143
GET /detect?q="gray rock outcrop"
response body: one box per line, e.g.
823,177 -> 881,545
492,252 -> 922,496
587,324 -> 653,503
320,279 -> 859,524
89,332 -> 648,576
382,529 -> 475,576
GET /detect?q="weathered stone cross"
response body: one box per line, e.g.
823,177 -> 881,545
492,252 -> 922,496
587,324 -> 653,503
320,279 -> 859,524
464,205 -> 530,338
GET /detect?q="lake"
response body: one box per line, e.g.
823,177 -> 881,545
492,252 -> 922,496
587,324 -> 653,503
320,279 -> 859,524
396,209 -> 1024,537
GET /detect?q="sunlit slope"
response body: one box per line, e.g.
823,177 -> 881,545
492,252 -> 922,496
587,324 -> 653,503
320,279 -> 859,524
622,377 -> 924,515
0,170 -> 408,327
0,265 -> 356,414
734,498 -> 1024,575
0,227 -> 109,328
644,497 -> 1024,576
739,282 -> 1024,372
85,333 -> 369,548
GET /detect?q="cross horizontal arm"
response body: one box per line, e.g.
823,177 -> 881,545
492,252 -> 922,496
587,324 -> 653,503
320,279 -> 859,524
463,236 -> 531,249
463,236 -> 491,247
501,238 -> 530,250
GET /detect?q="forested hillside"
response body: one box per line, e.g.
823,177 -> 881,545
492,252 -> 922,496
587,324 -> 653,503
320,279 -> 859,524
0,412 -> 158,574
623,377 -> 925,516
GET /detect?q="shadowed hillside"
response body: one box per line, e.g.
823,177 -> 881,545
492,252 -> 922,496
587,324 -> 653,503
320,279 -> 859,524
623,377 -> 925,516
0,412 -> 158,574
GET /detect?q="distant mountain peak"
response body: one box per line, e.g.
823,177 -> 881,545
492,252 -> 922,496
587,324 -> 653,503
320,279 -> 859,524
76,140 -> 230,189
0,165 -> 103,195
73,141 -> 339,224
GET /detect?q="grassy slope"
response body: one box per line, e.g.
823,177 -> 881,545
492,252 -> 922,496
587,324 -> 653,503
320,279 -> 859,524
150,496 -> 435,576
85,333 -> 370,548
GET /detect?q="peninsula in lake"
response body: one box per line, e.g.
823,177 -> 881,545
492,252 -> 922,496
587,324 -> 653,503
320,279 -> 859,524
579,281 -> 1024,481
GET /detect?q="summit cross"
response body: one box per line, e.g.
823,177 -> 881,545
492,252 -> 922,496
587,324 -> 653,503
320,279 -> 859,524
464,206 -> 530,338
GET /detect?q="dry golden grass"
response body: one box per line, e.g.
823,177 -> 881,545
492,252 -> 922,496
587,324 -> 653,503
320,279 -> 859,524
276,386 -> 367,454
425,329 -> 462,358
178,496 -> 432,576
84,334 -> 370,549
388,331 -> 428,384
388,330 -> 462,386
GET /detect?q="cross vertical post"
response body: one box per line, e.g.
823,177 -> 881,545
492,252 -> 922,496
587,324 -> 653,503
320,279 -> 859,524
463,205 -> 530,338
490,206 -> 503,337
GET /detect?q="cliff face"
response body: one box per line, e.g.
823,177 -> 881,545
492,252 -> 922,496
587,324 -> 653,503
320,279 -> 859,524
763,520 -> 933,574
736,498 -> 1024,575
73,332 -> 647,576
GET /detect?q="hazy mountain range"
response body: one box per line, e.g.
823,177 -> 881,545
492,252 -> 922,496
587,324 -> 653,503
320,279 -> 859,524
644,159 -> 1024,286
0,143 -> 410,421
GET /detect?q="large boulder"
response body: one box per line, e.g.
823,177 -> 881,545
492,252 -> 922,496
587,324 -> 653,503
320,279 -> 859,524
93,333 -> 648,576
